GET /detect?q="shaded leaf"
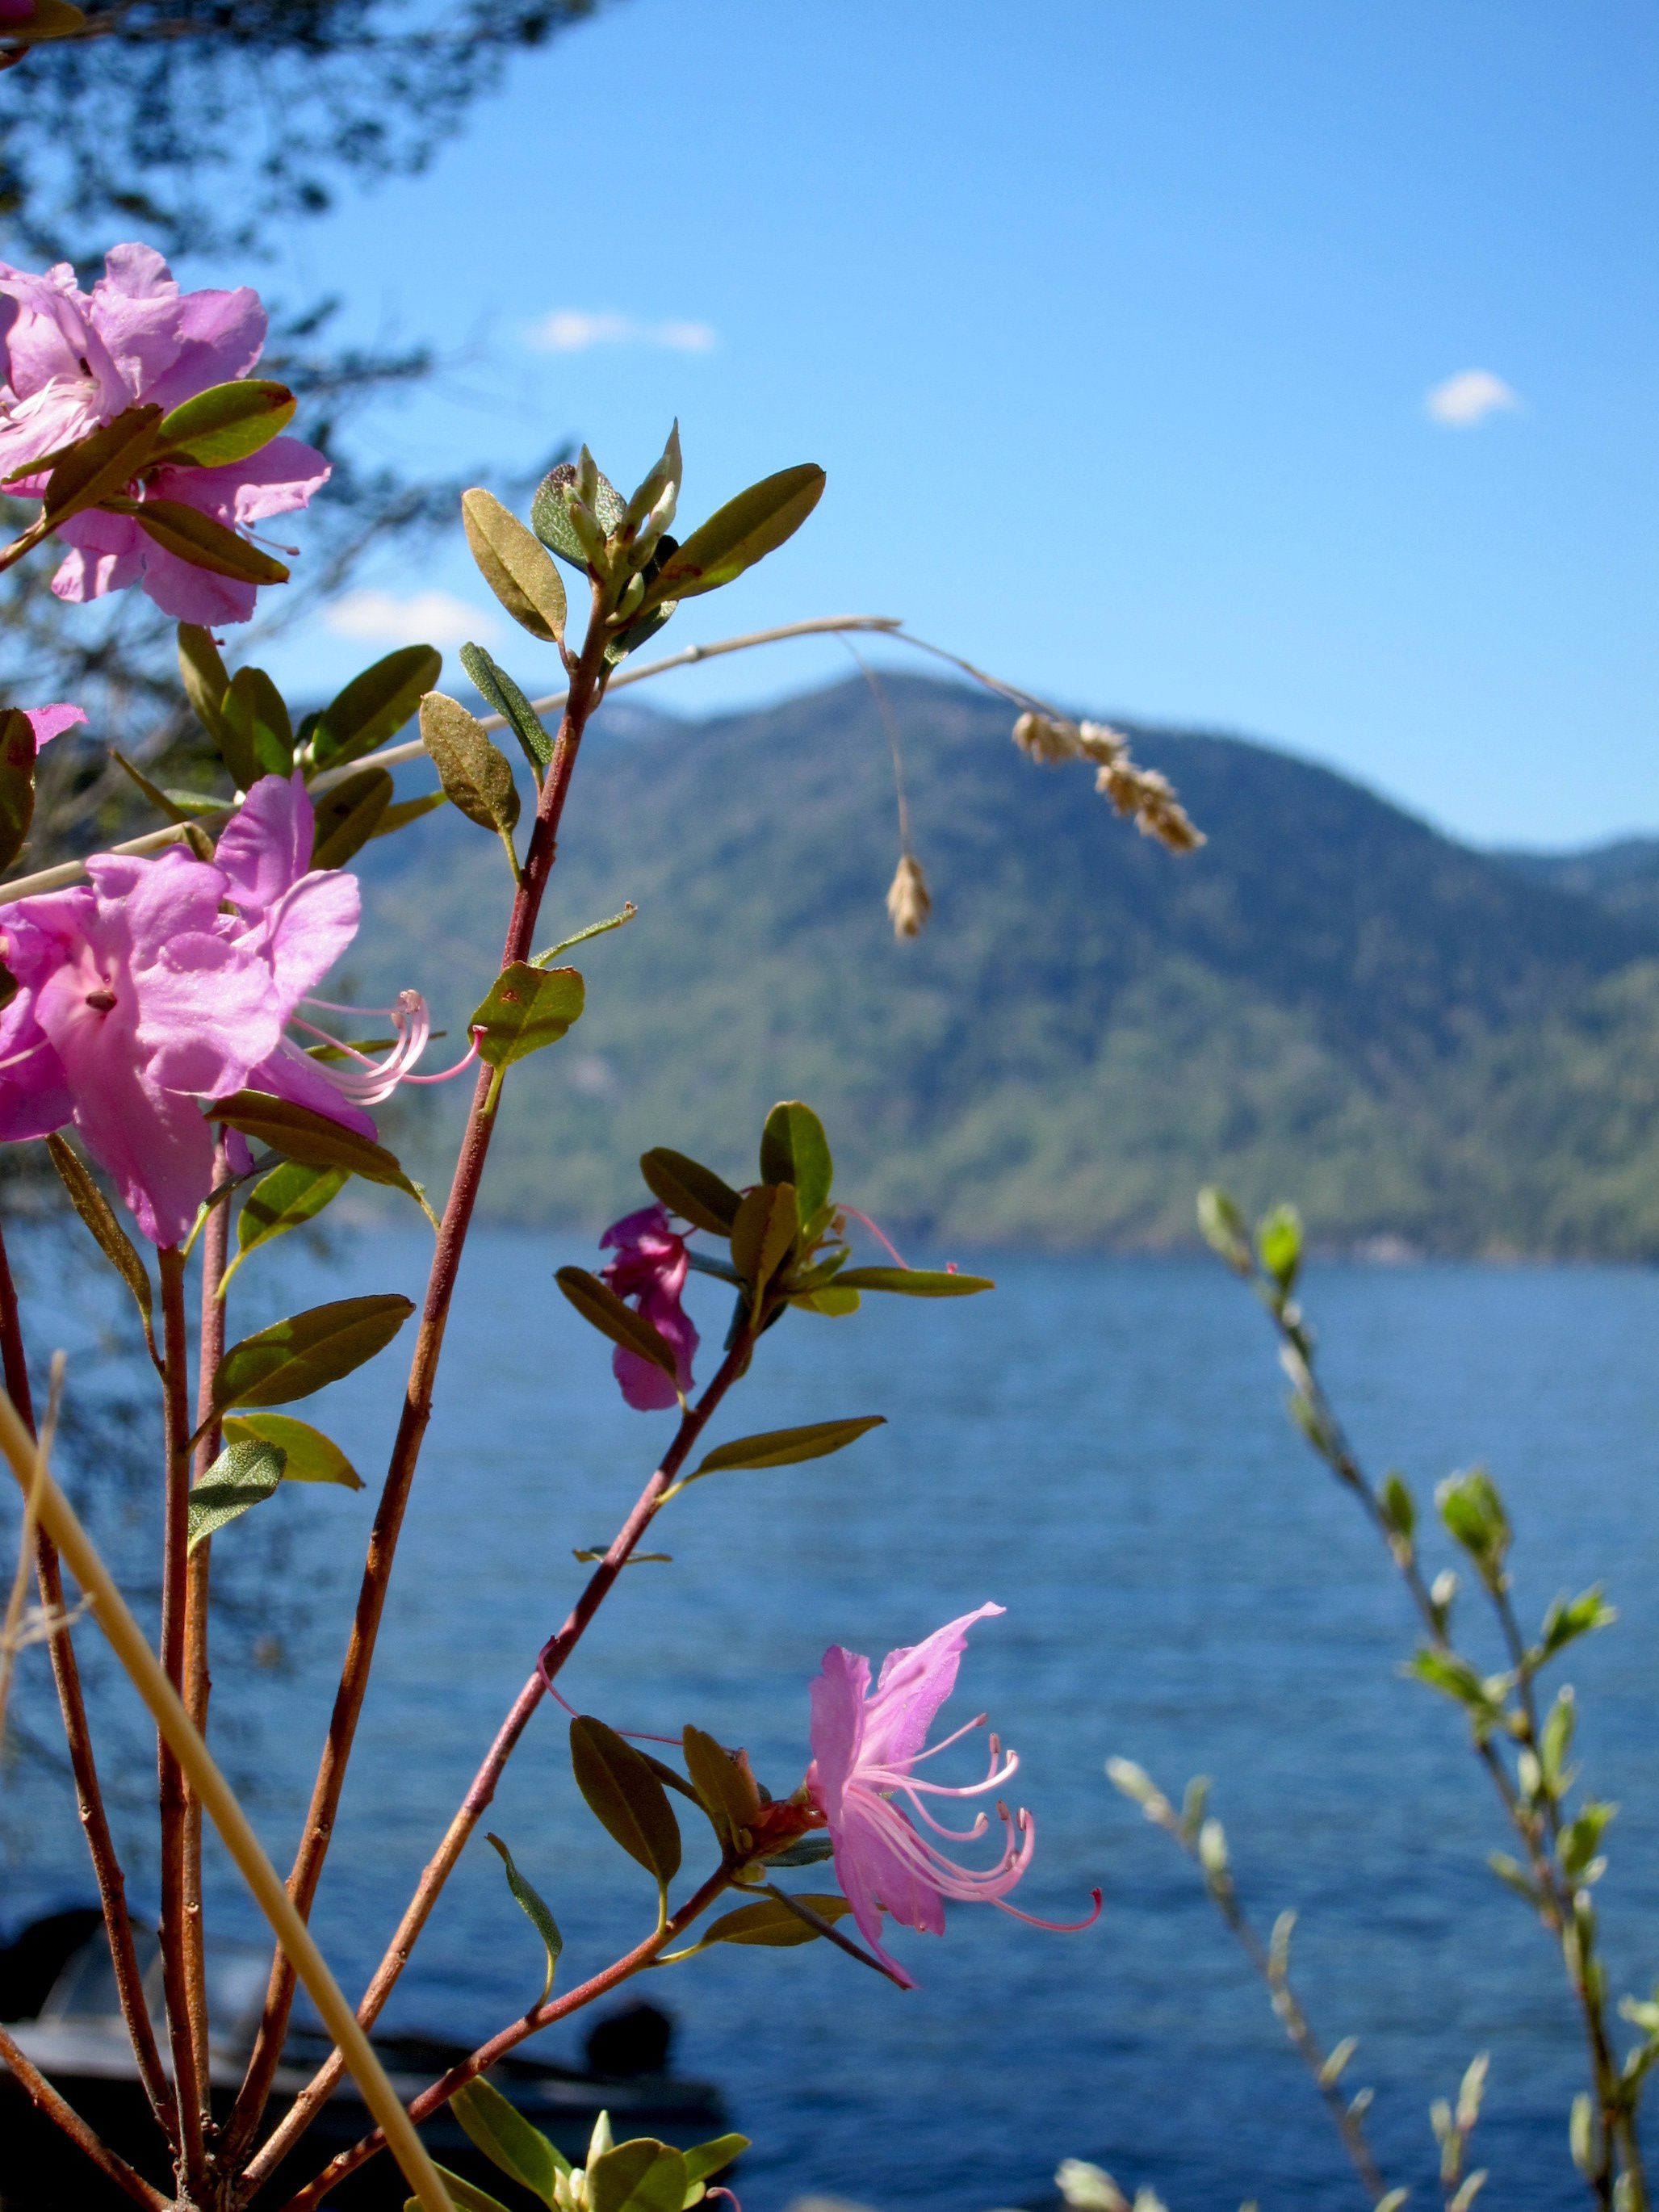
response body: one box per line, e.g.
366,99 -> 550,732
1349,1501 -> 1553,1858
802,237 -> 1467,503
312,645 -> 442,772
420,689 -> 521,836
588,2141 -> 688,2212
213,1295 -> 414,1413
37,404 -> 160,513
460,641 -> 554,776
223,667 -> 294,780
220,1159 -> 346,1289
555,1267 -> 680,1385
311,768 -> 394,868
45,1134 -> 155,1357
222,1411 -> 362,1489
758,1100 -> 833,1221
472,962 -> 584,1068
701,1894 -> 853,1948
569,1716 -> 682,1886
127,498 -> 289,585
639,465 -> 825,610
156,379 -> 295,469
681,1725 -> 762,1847
111,748 -> 196,825
212,1091 -> 426,1207
485,1833 -> 563,2009
831,1267 -> 994,1297
730,1183 -> 798,1294
463,488 -> 568,644
639,1148 -> 742,1238
177,623 -> 234,751
692,1417 -> 884,1478
371,790 -> 450,838
0,707 -> 36,871
187,1439 -> 286,1552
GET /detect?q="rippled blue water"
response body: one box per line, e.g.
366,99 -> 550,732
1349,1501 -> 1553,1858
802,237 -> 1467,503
12,1234 -> 1659,2212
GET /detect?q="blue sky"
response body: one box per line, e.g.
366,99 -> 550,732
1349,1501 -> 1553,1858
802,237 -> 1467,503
249,0 -> 1655,848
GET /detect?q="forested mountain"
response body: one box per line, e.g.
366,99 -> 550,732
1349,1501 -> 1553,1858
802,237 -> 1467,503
355,676 -> 1659,1256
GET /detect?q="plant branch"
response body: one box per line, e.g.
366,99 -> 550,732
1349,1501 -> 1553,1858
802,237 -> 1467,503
0,1221 -> 174,2138
0,2023 -> 170,2212
241,1326 -> 758,2193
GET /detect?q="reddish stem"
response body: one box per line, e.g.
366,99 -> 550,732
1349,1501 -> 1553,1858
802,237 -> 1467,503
0,2023 -> 170,2212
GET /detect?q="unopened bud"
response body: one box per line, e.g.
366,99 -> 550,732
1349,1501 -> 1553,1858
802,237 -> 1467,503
886,851 -> 932,938
1012,710 -> 1082,764
575,444 -> 600,508
563,487 -> 609,566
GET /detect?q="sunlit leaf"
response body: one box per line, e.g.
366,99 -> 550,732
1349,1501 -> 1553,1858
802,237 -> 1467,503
186,1438 -> 286,1551
213,1295 -> 414,1413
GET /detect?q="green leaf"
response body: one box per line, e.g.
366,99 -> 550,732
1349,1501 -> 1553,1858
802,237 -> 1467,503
453,2077 -> 569,2206
1436,1467 -> 1511,1581
460,642 -> 554,777
1380,1471 -> 1416,1544
1255,1202 -> 1302,1292
829,1266 -> 995,1297
531,458 -> 626,568
371,790 -> 450,838
682,2135 -> 749,2193
45,1134 -> 156,1357
186,1439 -> 287,1552
0,706 -> 36,871
1407,1647 -> 1499,1728
221,1160 -> 346,1289
485,1833 -> 563,2009
177,623 -> 234,752
588,2142 -> 689,2212
212,1090 -> 427,1207
222,667 -> 294,781
110,748 -> 198,825
127,498 -> 290,586
221,1412 -> 362,1489
638,465 -> 826,611
312,768 -> 394,869
36,404 -> 161,514
462,488 -> 568,644
569,1716 -> 682,1887
1196,1185 -> 1252,1269
758,1101 -> 833,1221
1541,1586 -> 1617,1659
691,1416 -> 884,1478
730,1183 -> 798,1295
531,903 -> 637,966
681,1725 -> 762,1848
471,963 -> 584,1070
155,379 -> 295,468
699,1894 -> 853,1948
555,1267 -> 681,1386
639,1149 -> 743,1237
212,1294 -> 415,1413
403,2167 -> 513,2212
419,690 -> 521,837
311,645 -> 442,772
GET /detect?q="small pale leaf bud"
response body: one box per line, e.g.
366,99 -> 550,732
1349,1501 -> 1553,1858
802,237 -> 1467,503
1056,2160 -> 1131,2212
886,851 -> 932,938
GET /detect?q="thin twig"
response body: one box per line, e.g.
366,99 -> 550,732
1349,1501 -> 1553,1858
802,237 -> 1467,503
0,2022 -> 170,2212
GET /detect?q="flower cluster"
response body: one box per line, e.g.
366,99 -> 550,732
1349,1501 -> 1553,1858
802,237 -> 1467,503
0,244 -> 328,623
1,775 -> 379,1244
1011,710 -> 1204,852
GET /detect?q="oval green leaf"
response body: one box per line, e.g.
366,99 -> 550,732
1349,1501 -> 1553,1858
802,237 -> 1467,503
220,1160 -> 347,1291
459,642 -> 554,777
177,623 -> 234,751
692,1416 -> 885,1479
453,2076 -> 569,2206
128,498 -> 290,584
186,1439 -> 286,1552
587,2142 -> 689,2212
221,1412 -> 362,1489
212,1091 -> 425,1204
639,1149 -> 742,1238
472,963 -> 584,1070
682,2135 -> 750,2190
830,1267 -> 995,1297
701,1894 -> 853,1949
419,690 -> 520,835
39,404 -> 161,514
569,1716 -> 682,1887
213,1294 -> 414,1414
312,766 -> 394,868
462,488 -> 568,644
155,379 -> 295,469
554,1267 -> 681,1385
638,464 -> 824,611
681,1725 -> 761,1848
223,666 -> 293,781
311,644 -> 442,772
730,1183 -> 798,1294
758,1101 -> 832,1222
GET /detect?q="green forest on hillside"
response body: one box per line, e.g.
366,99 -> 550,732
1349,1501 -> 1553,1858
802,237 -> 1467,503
355,677 -> 1659,1257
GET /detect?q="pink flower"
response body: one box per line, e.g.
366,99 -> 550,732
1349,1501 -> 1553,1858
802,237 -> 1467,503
598,1203 -> 699,1410
806,1604 -> 1100,1988
0,244 -> 329,624
0,773 -> 455,1243
21,704 -> 86,747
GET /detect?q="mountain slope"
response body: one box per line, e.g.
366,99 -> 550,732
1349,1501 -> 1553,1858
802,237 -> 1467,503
354,677 -> 1659,1256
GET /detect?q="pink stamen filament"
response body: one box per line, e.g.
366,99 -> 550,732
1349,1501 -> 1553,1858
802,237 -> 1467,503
288,990 -> 480,1105
840,1204 -> 908,1269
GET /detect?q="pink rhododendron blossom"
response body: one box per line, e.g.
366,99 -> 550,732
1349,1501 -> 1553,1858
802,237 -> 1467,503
0,771 -> 459,1243
22,702 -> 86,746
805,1603 -> 1100,1987
598,1203 -> 699,1410
0,244 -> 329,624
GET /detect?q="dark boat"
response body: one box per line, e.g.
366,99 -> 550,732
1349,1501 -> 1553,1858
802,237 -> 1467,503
1,1909 -> 729,2210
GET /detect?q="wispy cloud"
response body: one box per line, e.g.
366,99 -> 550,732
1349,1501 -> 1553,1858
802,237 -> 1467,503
1424,368 -> 1524,429
323,589 -> 505,651
527,308 -> 717,355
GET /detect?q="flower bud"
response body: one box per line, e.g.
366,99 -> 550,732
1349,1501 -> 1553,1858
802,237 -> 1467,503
1012,710 -> 1082,764
886,852 -> 932,938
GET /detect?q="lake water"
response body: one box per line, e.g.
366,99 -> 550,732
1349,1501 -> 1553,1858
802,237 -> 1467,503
10,1233 -> 1659,2212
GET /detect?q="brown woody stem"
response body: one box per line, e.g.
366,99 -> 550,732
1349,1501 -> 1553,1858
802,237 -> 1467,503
0,2022 -> 170,2212
223,598 -> 616,2171
241,1330 -> 756,2193
157,1243 -> 208,2197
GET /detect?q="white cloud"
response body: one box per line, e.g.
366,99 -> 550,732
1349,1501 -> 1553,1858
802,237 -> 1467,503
322,589 -> 505,651
527,308 -> 717,354
1424,368 -> 1524,429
